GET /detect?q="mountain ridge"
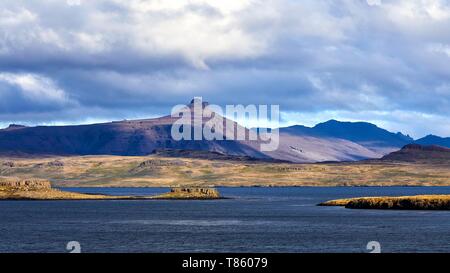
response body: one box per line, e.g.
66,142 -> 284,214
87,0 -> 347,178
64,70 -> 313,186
280,119 -> 413,154
415,135 -> 450,148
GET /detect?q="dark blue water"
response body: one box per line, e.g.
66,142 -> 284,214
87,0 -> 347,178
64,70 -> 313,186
0,187 -> 449,253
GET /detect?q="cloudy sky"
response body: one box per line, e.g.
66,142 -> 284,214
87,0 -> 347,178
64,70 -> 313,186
1,0 -> 450,138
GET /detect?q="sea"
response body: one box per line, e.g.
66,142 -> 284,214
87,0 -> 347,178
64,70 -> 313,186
0,187 -> 449,253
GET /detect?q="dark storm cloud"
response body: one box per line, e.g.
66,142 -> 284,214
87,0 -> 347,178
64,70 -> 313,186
0,0 -> 450,137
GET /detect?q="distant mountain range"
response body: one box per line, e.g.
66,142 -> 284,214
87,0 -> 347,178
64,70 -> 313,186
280,120 -> 413,155
0,100 -> 448,163
414,135 -> 450,148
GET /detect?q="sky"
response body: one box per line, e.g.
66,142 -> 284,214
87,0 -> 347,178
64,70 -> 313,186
0,0 -> 450,138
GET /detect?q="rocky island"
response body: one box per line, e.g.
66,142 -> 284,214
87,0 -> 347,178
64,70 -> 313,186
0,177 -> 222,200
319,195 -> 450,210
150,187 -> 222,199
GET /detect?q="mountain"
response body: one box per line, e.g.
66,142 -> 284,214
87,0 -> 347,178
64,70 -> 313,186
381,144 -> 450,163
281,119 -> 413,154
2,124 -> 28,131
0,99 -> 405,163
0,101 -> 268,159
414,135 -> 450,148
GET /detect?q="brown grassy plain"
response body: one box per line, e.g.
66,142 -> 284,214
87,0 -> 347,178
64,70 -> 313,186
1,154 -> 449,187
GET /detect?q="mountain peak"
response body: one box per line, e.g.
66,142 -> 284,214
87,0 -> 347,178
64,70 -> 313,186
422,134 -> 441,139
189,98 -> 209,108
2,124 -> 28,131
415,134 -> 450,148
316,119 -> 379,129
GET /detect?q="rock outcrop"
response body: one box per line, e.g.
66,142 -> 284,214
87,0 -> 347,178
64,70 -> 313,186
0,177 -> 51,190
0,176 -> 133,200
151,187 -> 222,199
47,160 -> 64,167
1,161 -> 15,168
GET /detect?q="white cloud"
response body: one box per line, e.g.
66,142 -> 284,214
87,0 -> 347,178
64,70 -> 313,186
0,73 -> 74,105
0,8 -> 36,26
0,0 -> 265,69
114,0 -> 264,69
428,43 -> 450,58
66,0 -> 82,6
367,0 -> 382,7
0,0 -> 450,137
384,0 -> 450,24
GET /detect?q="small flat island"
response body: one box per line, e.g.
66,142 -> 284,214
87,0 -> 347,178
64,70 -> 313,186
319,195 -> 450,210
150,187 -> 222,200
0,177 -> 222,200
